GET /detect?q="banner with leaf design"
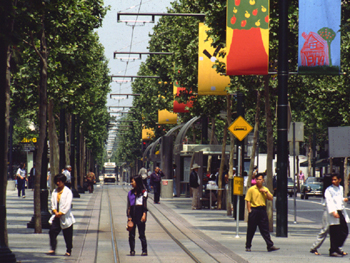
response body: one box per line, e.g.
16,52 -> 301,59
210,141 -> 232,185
226,0 -> 269,75
298,0 -> 341,74
198,23 -> 230,95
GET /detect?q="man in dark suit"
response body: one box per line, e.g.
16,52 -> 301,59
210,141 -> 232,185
189,163 -> 200,210
150,167 -> 165,204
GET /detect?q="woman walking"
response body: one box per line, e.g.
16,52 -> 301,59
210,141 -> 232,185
47,174 -> 75,256
16,163 -> 27,198
127,175 -> 148,256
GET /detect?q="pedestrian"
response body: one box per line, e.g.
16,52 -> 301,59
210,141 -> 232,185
147,169 -> 151,192
245,173 -> 279,252
86,168 -> 96,193
127,175 -> 148,256
150,167 -> 164,204
298,170 -> 305,188
138,166 -> 148,190
324,174 -> 349,257
173,164 -> 177,197
29,164 -> 35,190
189,163 -> 201,210
251,166 -> 258,186
47,174 -> 75,257
16,163 -> 27,198
62,165 -> 72,188
310,204 -> 329,255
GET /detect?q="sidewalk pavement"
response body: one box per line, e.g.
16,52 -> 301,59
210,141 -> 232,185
6,185 -> 100,263
5,184 -> 350,263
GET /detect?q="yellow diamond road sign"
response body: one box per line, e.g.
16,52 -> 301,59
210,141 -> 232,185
228,116 -> 253,141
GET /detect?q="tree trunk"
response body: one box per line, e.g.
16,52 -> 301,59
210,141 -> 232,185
217,122 -> 228,210
227,95 -> 234,216
48,99 -> 59,192
65,113 -> 71,167
245,89 -> 261,222
0,37 -> 12,251
264,75 -> 274,232
308,135 -> 312,177
34,25 -> 49,234
79,128 -> 85,188
344,157 -> 348,197
206,117 -> 216,174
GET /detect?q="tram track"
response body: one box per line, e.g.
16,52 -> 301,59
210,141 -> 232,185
120,183 -> 222,263
99,183 -> 245,263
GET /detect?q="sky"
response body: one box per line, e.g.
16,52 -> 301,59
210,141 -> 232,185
96,0 -> 173,151
96,0 -> 173,109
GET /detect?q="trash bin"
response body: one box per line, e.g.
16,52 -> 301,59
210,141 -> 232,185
160,179 -> 173,199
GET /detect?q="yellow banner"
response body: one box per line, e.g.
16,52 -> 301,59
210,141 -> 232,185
158,110 -> 177,124
142,127 -> 155,140
198,23 -> 230,95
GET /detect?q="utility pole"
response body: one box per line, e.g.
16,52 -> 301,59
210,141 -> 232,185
276,0 -> 289,237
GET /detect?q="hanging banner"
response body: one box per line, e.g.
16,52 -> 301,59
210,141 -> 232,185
298,0 -> 341,74
158,109 -> 177,124
142,127 -> 155,140
226,0 -> 269,75
173,84 -> 193,113
173,66 -> 193,113
198,23 -> 230,95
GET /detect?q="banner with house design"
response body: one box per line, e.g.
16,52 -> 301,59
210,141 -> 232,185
298,0 -> 341,74
198,23 -> 230,95
226,0 -> 269,75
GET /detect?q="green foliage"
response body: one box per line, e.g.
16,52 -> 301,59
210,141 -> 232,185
10,0 -> 110,163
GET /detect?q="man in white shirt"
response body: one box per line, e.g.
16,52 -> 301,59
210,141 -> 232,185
62,165 -> 72,188
325,174 -> 349,257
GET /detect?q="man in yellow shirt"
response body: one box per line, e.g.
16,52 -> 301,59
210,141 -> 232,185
245,173 -> 279,252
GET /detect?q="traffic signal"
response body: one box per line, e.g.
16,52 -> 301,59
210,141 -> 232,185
141,141 -> 148,152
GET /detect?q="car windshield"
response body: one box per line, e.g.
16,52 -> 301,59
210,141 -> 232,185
306,177 -> 322,184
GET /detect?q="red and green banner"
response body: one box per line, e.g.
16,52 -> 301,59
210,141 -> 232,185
173,66 -> 193,113
226,0 -> 269,75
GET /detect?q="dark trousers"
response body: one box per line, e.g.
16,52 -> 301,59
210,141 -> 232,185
129,221 -> 147,253
87,181 -> 94,193
153,182 -> 161,203
143,179 -> 148,191
49,217 -> 73,253
246,206 -> 274,249
28,176 -> 34,189
17,178 -> 25,197
329,210 -> 348,254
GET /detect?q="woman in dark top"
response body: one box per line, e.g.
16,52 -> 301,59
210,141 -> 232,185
127,175 -> 148,256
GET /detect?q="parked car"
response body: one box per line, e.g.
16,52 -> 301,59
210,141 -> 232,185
287,177 -> 296,197
300,177 -> 323,199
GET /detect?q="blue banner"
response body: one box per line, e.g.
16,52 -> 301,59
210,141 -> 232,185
298,0 -> 341,74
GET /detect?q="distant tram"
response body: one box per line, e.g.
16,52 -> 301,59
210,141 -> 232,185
103,162 -> 117,183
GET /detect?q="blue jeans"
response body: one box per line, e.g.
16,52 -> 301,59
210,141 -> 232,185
173,179 -> 177,196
